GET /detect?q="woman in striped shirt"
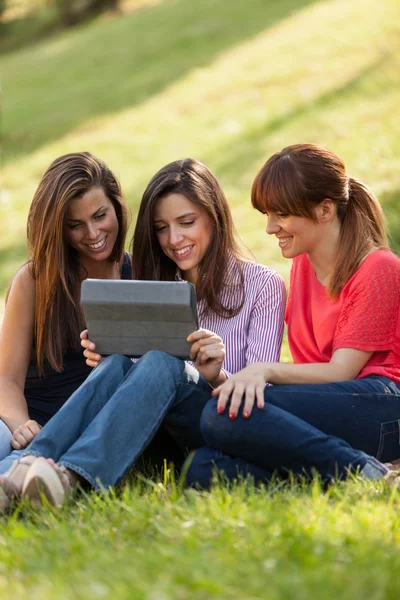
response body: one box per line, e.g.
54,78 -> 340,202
4,158 -> 285,508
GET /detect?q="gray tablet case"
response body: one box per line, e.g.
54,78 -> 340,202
81,279 -> 198,359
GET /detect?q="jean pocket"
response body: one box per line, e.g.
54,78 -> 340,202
376,420 -> 400,463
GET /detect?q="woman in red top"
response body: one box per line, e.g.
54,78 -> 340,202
187,143 -> 400,486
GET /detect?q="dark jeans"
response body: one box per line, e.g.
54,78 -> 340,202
186,376 -> 400,487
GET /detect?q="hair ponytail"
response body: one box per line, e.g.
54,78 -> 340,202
251,144 -> 389,300
330,177 -> 388,297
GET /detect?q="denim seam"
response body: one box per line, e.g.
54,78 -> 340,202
21,450 -> 43,459
57,461 -> 100,490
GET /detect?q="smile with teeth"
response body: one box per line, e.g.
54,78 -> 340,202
278,236 -> 293,247
87,236 -> 107,250
173,245 -> 194,258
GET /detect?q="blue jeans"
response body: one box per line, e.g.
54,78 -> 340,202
0,420 -> 24,474
23,352 -> 213,489
186,376 -> 400,487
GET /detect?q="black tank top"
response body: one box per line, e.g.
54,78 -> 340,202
24,253 -> 132,426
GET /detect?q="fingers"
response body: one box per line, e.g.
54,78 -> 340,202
10,434 -> 27,450
10,420 -> 42,449
213,378 -> 266,418
256,384 -> 265,410
194,344 -> 226,365
190,335 -> 225,362
26,420 -> 42,436
227,383 -> 246,419
81,336 -> 96,352
81,334 -> 102,367
215,380 -> 235,414
187,328 -> 214,343
83,349 -> 103,368
242,385 -> 256,418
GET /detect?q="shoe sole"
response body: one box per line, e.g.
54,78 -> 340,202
22,461 -> 65,508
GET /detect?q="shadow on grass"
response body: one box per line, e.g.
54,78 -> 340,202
2,0 -> 319,166
0,5 -> 63,56
381,189 -> 400,256
211,49 -> 399,179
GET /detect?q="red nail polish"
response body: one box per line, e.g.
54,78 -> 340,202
243,411 -> 249,419
229,413 -> 236,420
217,406 -> 224,414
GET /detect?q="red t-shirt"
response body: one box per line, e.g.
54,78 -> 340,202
285,249 -> 400,383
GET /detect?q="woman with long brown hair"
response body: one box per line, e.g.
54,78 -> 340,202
0,152 -> 130,509
6,158 -> 285,508
185,143 -> 400,487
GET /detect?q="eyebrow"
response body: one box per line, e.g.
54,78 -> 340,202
153,212 -> 197,224
67,206 -> 108,222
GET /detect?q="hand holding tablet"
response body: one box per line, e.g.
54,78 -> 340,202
81,280 -> 199,359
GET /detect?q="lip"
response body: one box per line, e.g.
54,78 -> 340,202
86,235 -> 108,252
172,244 -> 194,260
277,236 -> 293,248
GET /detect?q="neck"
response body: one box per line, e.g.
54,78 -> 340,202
79,257 -> 120,280
308,225 -> 341,285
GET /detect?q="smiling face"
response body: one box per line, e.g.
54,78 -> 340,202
153,193 -> 214,283
64,186 -> 119,263
265,210 -> 322,259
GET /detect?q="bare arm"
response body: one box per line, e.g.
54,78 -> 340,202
0,266 -> 35,432
261,348 -> 373,385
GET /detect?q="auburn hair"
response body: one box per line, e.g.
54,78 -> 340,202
26,152 -> 128,374
251,144 -> 388,298
131,158 -> 244,318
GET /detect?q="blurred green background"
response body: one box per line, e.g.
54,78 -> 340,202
1,0 -> 400,319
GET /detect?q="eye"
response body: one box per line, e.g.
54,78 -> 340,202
181,220 -> 195,226
68,223 -> 81,230
277,213 -> 289,218
154,225 -> 167,232
95,213 -> 106,220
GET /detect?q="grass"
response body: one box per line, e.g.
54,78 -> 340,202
1,477 -> 400,599
1,0 -> 400,596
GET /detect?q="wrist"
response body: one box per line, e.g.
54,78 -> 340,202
260,362 -> 272,383
2,416 -> 29,434
209,369 -> 227,388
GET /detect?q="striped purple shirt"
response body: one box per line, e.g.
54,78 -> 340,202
190,259 -> 286,376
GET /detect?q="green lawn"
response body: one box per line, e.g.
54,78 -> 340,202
1,478 -> 400,599
1,0 -> 400,596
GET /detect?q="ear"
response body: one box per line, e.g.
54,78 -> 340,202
315,199 -> 335,223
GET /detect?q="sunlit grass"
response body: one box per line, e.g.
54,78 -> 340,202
0,477 -> 400,599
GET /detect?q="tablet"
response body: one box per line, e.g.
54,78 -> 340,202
81,279 -> 199,359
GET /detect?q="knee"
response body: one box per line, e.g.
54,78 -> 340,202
139,350 -> 178,367
200,399 -> 232,449
138,351 -> 185,381
99,354 -> 133,372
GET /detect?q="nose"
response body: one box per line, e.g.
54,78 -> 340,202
265,214 -> 281,235
85,222 -> 99,240
169,227 -> 184,247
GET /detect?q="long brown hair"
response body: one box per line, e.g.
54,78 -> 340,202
251,144 -> 388,298
27,151 -> 128,374
132,158 -> 244,317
